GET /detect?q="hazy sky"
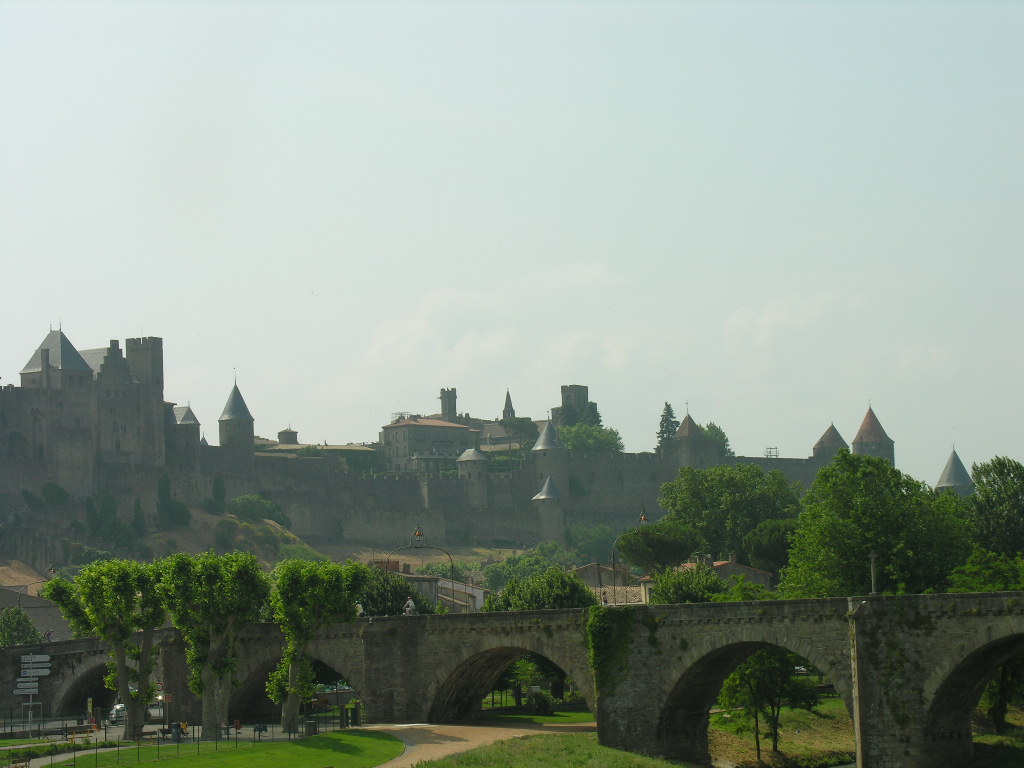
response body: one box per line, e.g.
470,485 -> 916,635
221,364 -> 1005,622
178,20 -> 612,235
2,1 -> 1021,486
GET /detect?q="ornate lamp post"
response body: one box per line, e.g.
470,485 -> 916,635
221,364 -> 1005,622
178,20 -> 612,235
608,509 -> 654,606
386,526 -> 456,612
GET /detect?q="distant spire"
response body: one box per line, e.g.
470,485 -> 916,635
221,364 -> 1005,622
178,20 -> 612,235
502,389 -> 516,420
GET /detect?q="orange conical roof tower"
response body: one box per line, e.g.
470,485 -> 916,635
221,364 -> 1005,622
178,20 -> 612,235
851,406 -> 894,465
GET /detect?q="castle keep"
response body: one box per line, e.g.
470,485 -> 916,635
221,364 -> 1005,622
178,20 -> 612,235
0,330 -> 973,553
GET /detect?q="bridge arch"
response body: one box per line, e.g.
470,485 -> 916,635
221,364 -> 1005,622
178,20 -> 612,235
652,627 -> 853,764
51,658 -> 117,719
423,622 -> 595,723
921,616 -> 1024,766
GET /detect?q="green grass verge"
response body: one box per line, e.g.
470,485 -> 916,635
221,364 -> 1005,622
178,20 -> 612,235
5,730 -> 403,768
478,709 -> 595,725
399,732 -> 691,768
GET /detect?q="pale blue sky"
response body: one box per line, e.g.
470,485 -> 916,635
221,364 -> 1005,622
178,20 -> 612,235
1,1 -> 1021,485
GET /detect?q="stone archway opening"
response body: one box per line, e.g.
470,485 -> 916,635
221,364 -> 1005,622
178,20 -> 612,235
53,662 -> 118,723
228,656 -> 359,726
656,641 -> 853,766
427,646 -> 584,723
926,633 -> 1024,766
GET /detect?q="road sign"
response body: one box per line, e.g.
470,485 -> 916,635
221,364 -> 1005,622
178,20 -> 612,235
17,681 -> 38,689
13,688 -> 38,696
164,693 -> 173,703
20,668 -> 51,677
20,655 -> 50,664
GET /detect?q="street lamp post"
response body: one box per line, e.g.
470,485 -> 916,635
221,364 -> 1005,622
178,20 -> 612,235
608,509 -> 654,606
386,526 -> 456,613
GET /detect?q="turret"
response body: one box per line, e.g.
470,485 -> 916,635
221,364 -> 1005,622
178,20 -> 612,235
812,423 -> 848,462
851,406 -> 894,465
674,413 -> 714,469
532,476 -> 566,545
457,448 -> 490,507
531,421 -> 568,498
936,449 -> 974,496
218,383 -> 255,469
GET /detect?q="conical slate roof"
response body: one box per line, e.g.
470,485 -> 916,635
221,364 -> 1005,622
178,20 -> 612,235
532,476 -> 561,501
813,423 -> 848,452
532,421 -> 562,451
936,450 -> 973,491
674,413 -> 705,438
503,390 -> 515,416
456,448 -> 488,463
21,330 -> 92,374
852,407 -> 892,445
219,384 -> 254,422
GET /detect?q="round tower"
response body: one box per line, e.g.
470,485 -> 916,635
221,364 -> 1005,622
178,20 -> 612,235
851,406 -> 894,465
457,448 -> 490,507
935,449 -> 974,496
218,383 -> 255,470
530,420 -> 569,495
532,475 -> 566,545
812,423 -> 848,464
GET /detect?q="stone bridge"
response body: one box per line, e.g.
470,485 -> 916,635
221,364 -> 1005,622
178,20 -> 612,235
3,591 -> 1022,768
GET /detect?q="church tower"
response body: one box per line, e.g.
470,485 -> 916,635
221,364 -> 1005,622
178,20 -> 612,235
502,390 -> 515,421
851,406 -> 894,465
219,383 -> 255,469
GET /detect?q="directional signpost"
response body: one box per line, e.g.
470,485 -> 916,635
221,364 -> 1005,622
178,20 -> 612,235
15,655 -> 50,733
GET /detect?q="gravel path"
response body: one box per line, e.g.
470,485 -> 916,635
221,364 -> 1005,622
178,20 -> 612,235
365,721 -> 597,767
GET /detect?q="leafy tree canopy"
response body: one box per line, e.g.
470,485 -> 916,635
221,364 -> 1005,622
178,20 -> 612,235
44,559 -> 165,737
568,524 -> 615,566
0,606 -> 43,647
354,563 -> 435,617
498,417 -> 540,452
970,457 -> 1024,555
483,566 -> 596,611
616,519 -> 701,573
742,517 -> 798,577
557,423 -> 624,453
701,421 -> 734,458
228,493 -> 292,529
659,464 -> 800,566
650,562 -> 726,604
482,542 -> 582,591
780,450 -> 971,597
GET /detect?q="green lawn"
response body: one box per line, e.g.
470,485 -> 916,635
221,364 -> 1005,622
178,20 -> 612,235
479,709 -> 595,726
5,730 -> 403,768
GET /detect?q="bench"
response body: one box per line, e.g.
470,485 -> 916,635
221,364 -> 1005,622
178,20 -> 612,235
10,759 -> 30,768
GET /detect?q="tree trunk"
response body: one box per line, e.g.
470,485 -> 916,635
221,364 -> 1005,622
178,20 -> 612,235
281,660 -> 302,733
113,642 -> 143,739
201,665 -> 219,739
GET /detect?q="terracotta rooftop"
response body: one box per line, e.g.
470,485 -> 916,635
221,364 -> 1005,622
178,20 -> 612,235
852,406 -> 892,444
813,423 -> 848,451
382,418 -> 474,430
674,413 -> 705,438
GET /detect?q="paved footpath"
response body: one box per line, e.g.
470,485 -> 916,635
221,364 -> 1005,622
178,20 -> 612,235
366,721 -> 597,767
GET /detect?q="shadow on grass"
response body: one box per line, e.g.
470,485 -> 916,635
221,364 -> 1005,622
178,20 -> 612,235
288,730 -> 401,755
